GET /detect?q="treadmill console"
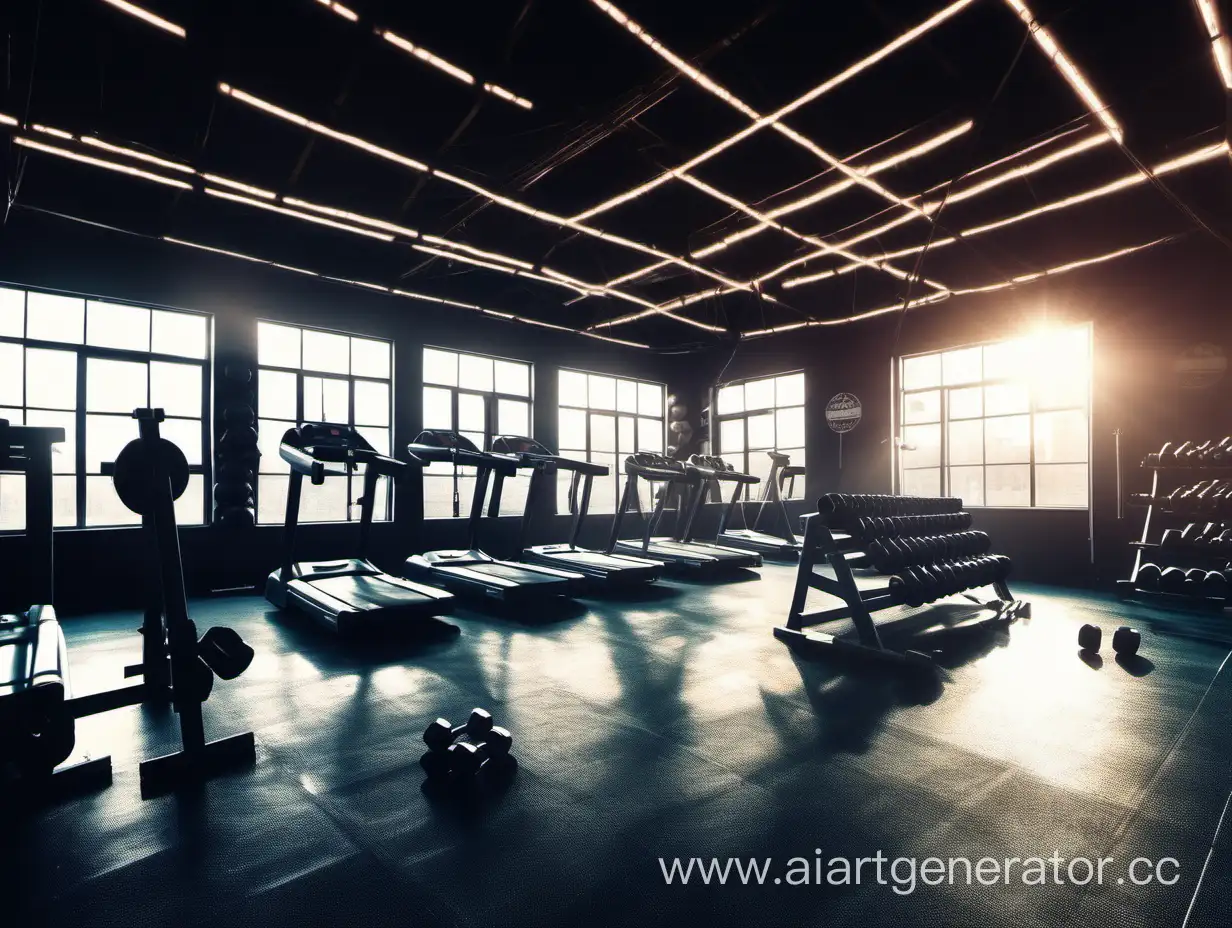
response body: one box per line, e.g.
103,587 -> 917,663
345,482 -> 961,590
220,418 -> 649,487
411,429 -> 481,453
491,436 -> 553,457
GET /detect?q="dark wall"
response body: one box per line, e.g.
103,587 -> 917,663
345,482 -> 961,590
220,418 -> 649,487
0,211 -> 671,613
684,236 -> 1232,588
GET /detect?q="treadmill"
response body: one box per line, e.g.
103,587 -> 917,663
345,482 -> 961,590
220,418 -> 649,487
489,436 -> 661,586
403,430 -> 586,602
606,453 -> 754,573
265,422 -> 455,633
676,455 -> 764,569
715,451 -> 804,559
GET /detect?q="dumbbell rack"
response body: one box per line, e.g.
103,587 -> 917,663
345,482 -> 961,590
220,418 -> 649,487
1117,464 -> 1232,610
774,508 -> 1029,671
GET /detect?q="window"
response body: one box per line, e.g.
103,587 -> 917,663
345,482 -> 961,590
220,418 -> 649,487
558,370 -> 665,514
0,286 -> 211,530
897,325 -> 1091,508
256,322 -> 393,524
422,347 -> 532,519
714,371 -> 806,499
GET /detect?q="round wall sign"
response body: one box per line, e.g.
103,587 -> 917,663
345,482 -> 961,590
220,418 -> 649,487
825,393 -> 862,433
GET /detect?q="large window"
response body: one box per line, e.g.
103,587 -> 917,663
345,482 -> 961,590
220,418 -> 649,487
422,347 -> 532,519
558,370 -> 665,514
714,371 -> 806,499
897,325 -> 1091,508
256,322 -> 393,524
0,286 -> 210,530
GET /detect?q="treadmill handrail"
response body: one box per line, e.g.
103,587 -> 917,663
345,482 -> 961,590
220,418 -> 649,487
491,436 -> 610,477
625,454 -> 695,483
406,443 -> 517,475
686,455 -> 760,486
280,444 -> 328,484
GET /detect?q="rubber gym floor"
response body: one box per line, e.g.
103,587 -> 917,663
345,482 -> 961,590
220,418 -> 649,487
5,564 -> 1232,928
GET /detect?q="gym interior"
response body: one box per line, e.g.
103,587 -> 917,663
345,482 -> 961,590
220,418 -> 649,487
2,1 -> 1231,926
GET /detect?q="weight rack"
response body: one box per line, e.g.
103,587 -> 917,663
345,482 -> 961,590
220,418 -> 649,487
775,495 -> 1030,670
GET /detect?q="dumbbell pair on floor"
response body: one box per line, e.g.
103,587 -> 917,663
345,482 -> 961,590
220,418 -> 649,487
889,555 -> 1012,608
421,708 -> 515,783
1079,624 -> 1141,658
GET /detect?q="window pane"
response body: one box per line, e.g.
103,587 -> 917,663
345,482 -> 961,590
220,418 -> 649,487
257,475 -> 290,523
86,358 -> 148,414
302,329 -> 350,374
1035,372 -> 1088,411
27,409 -> 76,474
948,465 -> 984,507
559,408 -> 586,449
776,373 -> 805,407
746,453 -> 773,495
902,467 -> 941,497
949,386 -> 982,420
175,475 -> 205,527
985,382 -> 1029,416
259,369 -> 298,420
458,393 -> 485,432
87,414 -> 136,472
86,475 -> 141,526
372,475 -> 391,522
638,417 -> 663,453
1036,463 -> 1088,508
459,354 -> 494,393
423,348 -> 458,386
943,347 -> 981,385
747,412 -> 774,449
300,477 -> 349,522
0,342 -> 22,405
1035,409 -> 1088,463
258,419 -> 295,474
87,301 -> 149,351
495,360 -> 529,396
498,399 -> 529,437
150,361 -> 202,418
775,406 -> 805,448
423,475 -> 457,519
153,311 -> 208,359
303,377 -> 349,423
591,414 -> 616,452
351,337 -> 390,379
618,416 -> 635,454
0,407 -> 21,424
745,378 -> 775,410
559,370 -> 588,407
987,464 -> 1030,507
902,354 -> 941,389
720,419 -> 744,454
0,288 -> 23,337
3,477 -> 30,532
716,384 -> 744,415
161,418 -> 203,466
27,292 -> 84,343
903,390 -> 939,424
423,387 -> 452,430
616,379 -> 638,413
779,448 -> 806,498
589,454 -> 616,517
356,427 -> 390,457
948,420 -> 983,466
901,424 -> 941,469
985,415 -> 1030,464
52,475 -> 76,527
638,382 -> 662,417
26,348 -> 77,410
589,375 -> 616,411
355,380 -> 390,427
258,322 -> 300,368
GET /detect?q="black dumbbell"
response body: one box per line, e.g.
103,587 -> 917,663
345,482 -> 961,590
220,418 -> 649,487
890,569 -> 921,608
1078,623 -> 1102,652
1159,566 -> 1186,593
1184,567 -> 1207,595
1204,571 -> 1228,598
1112,627 -> 1141,657
1136,562 -> 1161,590
423,708 -> 495,753
447,726 -> 514,777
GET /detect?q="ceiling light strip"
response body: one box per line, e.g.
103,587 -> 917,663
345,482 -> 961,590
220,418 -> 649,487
80,136 -> 195,173
1193,0 -> 1232,89
379,30 -> 535,108
200,173 -> 277,200
575,0 -> 977,222
1003,0 -> 1123,140
98,0 -> 186,38
204,187 -> 395,240
13,136 -> 193,190
282,196 -> 420,237
314,0 -> 358,23
217,83 -> 739,294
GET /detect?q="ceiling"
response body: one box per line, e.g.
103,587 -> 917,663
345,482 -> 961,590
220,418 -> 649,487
2,0 -> 1230,350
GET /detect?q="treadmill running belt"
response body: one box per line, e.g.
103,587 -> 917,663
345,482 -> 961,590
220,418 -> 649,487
311,575 -> 436,610
472,563 -> 567,584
